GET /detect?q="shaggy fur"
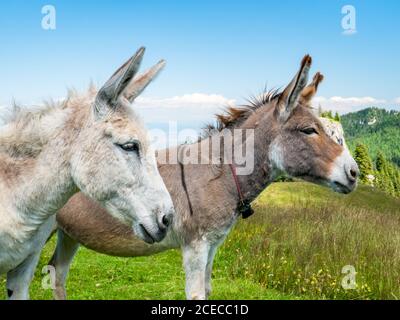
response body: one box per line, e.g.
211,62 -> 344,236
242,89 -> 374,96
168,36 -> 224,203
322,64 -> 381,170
201,89 -> 281,139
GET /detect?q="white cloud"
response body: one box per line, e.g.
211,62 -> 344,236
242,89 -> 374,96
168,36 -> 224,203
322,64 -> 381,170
135,94 -> 400,123
135,93 -> 236,109
134,93 -> 236,125
136,93 -> 399,116
313,96 -> 388,114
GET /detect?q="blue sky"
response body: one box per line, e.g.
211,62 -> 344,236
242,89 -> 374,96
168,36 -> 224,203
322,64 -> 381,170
0,0 -> 399,127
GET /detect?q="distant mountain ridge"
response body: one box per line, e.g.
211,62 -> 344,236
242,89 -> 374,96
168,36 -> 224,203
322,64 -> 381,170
341,107 -> 400,166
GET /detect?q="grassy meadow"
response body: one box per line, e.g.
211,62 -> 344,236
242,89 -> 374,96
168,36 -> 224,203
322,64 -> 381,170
1,182 -> 400,300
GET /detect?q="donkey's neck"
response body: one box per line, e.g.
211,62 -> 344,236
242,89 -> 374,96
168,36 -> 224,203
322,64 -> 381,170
11,150 -> 78,228
226,133 -> 277,203
180,117 -> 278,209
1,105 -> 86,232
217,111 -> 279,204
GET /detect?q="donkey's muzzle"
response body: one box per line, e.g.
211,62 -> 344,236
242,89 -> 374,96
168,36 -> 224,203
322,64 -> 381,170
138,223 -> 166,244
333,163 -> 359,194
136,207 -> 174,244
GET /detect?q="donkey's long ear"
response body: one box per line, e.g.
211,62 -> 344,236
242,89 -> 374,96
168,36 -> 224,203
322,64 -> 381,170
124,59 -> 166,103
300,72 -> 324,107
277,55 -> 312,121
95,47 -> 145,117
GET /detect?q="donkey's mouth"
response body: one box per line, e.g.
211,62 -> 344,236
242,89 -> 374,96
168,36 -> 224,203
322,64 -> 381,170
138,224 -> 155,244
332,181 -> 352,194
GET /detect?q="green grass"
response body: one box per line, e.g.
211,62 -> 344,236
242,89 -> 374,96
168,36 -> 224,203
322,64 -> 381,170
1,182 -> 400,300
218,183 -> 400,300
0,236 -> 297,300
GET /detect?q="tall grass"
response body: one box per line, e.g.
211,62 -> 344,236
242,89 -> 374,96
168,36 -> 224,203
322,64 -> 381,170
2,182 -> 399,300
216,183 -> 400,300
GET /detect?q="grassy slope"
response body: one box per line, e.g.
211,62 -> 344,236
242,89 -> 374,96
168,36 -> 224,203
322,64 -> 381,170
218,183 -> 400,300
259,181 -> 399,212
1,182 -> 399,300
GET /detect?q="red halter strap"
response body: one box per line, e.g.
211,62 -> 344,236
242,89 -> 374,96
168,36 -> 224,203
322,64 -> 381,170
228,164 -> 254,219
229,164 -> 244,201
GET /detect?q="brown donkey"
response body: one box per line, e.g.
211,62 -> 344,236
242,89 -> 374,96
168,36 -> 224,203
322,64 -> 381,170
49,55 -> 358,300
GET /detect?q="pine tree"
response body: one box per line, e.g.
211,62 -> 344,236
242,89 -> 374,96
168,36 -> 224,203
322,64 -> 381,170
354,144 -> 374,185
320,110 -> 336,120
387,179 -> 395,196
395,170 -> 400,197
393,172 -> 400,197
334,112 -> 341,122
376,151 -> 386,173
387,164 -> 399,196
375,151 -> 387,190
373,150 -> 400,198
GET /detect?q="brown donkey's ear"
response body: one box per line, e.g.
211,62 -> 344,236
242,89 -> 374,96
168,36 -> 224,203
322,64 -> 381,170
94,47 -> 145,117
124,59 -> 166,103
300,72 -> 324,107
277,55 -> 312,121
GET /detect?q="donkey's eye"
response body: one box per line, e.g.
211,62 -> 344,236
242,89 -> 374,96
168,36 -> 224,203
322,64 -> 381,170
300,127 -> 318,135
119,142 -> 140,153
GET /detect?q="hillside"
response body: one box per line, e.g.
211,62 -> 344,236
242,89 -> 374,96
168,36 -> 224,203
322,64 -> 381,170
341,107 -> 400,165
220,182 -> 400,300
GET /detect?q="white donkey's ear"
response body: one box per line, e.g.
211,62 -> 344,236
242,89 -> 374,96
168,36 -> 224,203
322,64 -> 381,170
94,47 -> 145,117
124,59 -> 166,103
277,55 -> 312,121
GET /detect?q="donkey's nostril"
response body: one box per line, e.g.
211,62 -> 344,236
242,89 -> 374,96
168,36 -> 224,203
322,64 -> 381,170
347,164 -> 359,182
162,215 -> 170,227
160,213 -> 173,230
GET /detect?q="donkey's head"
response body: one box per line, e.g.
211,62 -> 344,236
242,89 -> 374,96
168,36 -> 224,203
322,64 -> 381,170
70,47 -> 174,243
266,55 -> 359,193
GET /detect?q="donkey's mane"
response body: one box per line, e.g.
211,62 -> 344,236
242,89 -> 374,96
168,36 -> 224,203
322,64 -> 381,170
200,88 -> 281,139
0,88 -> 96,158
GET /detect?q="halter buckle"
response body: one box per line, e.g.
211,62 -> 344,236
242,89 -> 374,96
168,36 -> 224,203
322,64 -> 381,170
238,199 -> 254,219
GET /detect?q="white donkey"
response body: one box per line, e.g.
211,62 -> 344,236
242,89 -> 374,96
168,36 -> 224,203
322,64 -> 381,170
0,47 -> 175,299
